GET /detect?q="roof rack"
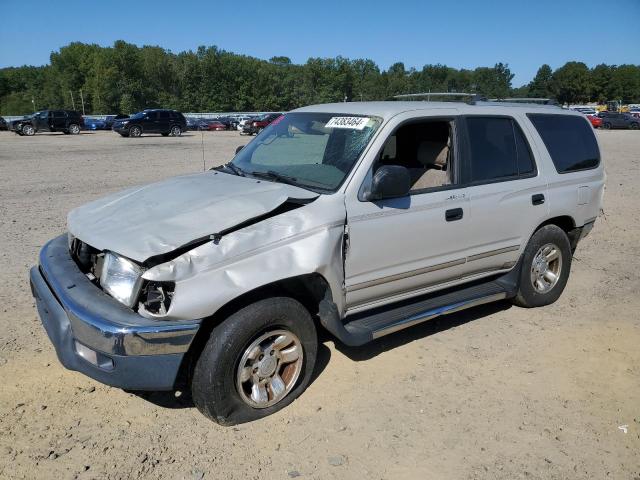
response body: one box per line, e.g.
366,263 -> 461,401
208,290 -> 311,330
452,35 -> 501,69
489,97 -> 559,106
391,92 -> 487,104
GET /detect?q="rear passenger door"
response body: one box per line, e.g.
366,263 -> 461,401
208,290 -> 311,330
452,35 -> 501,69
459,116 -> 548,275
157,111 -> 170,132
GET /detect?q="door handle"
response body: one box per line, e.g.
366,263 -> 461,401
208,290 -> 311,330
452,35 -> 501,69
445,208 -> 464,222
532,194 -> 545,206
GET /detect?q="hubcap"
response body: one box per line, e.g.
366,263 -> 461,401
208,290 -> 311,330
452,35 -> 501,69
236,329 -> 303,409
530,243 -> 562,294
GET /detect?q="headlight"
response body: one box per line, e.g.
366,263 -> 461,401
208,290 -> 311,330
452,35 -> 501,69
100,252 -> 145,308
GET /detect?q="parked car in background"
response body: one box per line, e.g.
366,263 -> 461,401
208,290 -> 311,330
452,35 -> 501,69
104,114 -> 129,130
237,116 -> 253,131
0,116 -> 7,131
112,109 -> 187,137
216,116 -> 238,130
241,113 -> 282,135
206,120 -> 227,131
599,112 -> 640,130
83,117 -> 108,130
14,110 -> 83,136
31,101 -> 603,426
586,115 -> 602,128
186,117 -> 200,131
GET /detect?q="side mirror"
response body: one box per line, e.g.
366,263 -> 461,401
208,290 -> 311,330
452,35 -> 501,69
367,165 -> 411,201
235,145 -> 245,154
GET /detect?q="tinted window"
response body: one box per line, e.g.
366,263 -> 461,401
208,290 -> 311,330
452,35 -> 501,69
467,117 -> 518,182
159,111 -> 169,119
528,114 -> 600,173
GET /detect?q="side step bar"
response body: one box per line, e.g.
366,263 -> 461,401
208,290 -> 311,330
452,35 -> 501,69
319,275 -> 518,347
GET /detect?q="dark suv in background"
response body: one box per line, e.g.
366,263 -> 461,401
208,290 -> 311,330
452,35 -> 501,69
14,110 -> 84,136
599,112 -> 640,130
112,109 -> 187,137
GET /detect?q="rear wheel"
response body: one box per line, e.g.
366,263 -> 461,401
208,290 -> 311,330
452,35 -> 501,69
129,125 -> 142,137
630,122 -> 639,130
513,225 -> 572,308
22,124 -> 35,136
191,297 -> 317,425
68,123 -> 80,134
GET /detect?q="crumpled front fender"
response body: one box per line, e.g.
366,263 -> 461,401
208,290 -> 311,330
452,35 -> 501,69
141,195 -> 347,321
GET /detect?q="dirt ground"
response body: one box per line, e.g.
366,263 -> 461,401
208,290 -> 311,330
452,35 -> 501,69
0,128 -> 638,480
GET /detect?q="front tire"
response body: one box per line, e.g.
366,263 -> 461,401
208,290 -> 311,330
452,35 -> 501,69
603,122 -> 612,130
191,297 -> 317,425
170,125 -> 182,136
68,123 -> 80,134
513,225 -> 572,308
22,124 -> 35,136
129,125 -> 142,137
630,122 -> 639,130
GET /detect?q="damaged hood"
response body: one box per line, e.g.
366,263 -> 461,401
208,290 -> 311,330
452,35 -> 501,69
67,171 -> 318,263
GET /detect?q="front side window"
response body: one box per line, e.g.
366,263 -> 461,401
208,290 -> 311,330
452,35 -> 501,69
465,117 -> 535,183
231,112 -> 381,192
528,114 -> 600,173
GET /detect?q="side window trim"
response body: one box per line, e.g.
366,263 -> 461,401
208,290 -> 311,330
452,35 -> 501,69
459,114 -> 539,186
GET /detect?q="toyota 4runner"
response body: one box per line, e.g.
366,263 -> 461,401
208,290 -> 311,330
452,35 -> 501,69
30,101 -> 604,425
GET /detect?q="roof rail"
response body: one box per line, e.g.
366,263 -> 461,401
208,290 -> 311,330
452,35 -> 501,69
489,97 -> 559,106
391,92 -> 487,104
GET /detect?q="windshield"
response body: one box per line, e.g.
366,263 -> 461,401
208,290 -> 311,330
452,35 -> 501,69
231,112 -> 381,192
130,111 -> 146,119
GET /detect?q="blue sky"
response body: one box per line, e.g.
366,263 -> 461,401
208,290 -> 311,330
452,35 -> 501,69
1,0 -> 638,86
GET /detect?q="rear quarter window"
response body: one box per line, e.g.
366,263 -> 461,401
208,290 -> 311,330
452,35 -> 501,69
528,114 -> 600,173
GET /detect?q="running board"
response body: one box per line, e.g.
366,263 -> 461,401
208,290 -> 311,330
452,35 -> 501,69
319,276 -> 517,347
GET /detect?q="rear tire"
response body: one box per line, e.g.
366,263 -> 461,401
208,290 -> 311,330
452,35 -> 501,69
191,297 -> 317,425
631,122 -> 639,130
513,225 -> 572,308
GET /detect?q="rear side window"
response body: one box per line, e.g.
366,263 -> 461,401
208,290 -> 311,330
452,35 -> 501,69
528,114 -> 600,173
159,111 -> 170,119
465,117 -> 535,183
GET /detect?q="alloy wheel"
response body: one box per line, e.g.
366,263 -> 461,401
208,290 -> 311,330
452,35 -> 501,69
236,329 -> 303,408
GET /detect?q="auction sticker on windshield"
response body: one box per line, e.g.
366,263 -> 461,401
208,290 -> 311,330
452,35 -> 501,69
325,116 -> 371,130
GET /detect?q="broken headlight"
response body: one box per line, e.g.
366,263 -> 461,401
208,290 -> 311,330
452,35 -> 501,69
140,281 -> 175,316
99,252 -> 145,308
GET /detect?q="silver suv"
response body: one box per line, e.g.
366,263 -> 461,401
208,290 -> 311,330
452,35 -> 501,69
30,101 -> 604,425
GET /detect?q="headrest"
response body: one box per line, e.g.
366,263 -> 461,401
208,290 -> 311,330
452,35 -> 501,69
417,141 -> 448,168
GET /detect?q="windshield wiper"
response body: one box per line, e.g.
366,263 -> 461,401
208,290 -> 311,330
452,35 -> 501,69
250,170 -> 299,187
224,163 -> 246,176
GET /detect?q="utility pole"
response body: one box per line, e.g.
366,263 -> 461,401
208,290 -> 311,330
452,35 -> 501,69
79,90 -> 86,115
31,97 -> 36,113
70,90 -> 76,110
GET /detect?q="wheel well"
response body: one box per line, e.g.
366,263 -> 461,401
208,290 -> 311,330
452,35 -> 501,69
174,273 -> 331,390
535,215 -> 580,251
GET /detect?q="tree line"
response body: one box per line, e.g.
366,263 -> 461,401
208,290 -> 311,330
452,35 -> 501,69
1,41 -> 639,116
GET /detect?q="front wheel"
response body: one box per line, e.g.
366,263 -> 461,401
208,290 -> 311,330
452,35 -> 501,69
170,125 -> 182,136
630,122 -> 639,130
129,125 -> 142,137
603,122 -> 612,130
513,225 -> 572,308
191,297 -> 317,425
22,124 -> 35,136
68,123 -> 81,134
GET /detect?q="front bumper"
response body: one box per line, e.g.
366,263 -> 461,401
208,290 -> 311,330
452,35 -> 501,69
30,234 -> 202,390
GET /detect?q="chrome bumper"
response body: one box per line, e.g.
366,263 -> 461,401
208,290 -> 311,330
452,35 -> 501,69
30,234 -> 202,390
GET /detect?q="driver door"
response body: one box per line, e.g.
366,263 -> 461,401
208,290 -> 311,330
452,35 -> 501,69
344,116 -> 472,310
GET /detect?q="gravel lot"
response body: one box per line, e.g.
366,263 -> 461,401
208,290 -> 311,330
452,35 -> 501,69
0,129 -> 638,480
